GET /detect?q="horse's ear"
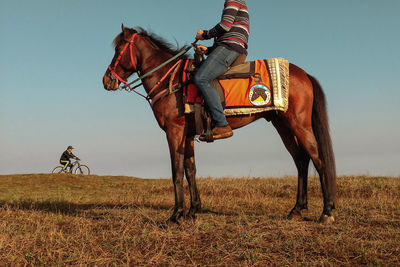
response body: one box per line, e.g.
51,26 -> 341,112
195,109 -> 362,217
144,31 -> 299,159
121,23 -> 125,32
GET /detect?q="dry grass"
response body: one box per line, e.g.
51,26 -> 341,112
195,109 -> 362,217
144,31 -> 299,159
0,174 -> 399,266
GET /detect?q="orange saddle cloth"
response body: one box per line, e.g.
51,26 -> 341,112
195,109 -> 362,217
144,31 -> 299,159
184,58 -> 289,116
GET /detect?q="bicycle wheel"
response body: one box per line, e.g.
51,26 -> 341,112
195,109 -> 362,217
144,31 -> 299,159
74,165 -> 90,175
52,166 -> 65,174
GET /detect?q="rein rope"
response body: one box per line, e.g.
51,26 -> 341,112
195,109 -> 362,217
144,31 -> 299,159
108,33 -> 197,105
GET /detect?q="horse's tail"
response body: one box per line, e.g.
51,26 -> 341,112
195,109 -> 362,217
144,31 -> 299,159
308,74 -> 337,208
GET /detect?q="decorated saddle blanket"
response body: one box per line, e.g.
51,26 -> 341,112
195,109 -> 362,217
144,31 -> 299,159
183,58 -> 289,116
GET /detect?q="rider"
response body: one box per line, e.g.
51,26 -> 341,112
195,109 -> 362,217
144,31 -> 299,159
194,0 -> 249,140
60,146 -> 80,172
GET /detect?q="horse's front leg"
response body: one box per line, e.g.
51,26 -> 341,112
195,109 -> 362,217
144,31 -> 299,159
184,136 -> 201,219
166,126 -> 186,223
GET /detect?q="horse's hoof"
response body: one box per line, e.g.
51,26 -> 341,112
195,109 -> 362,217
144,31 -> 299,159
166,214 -> 181,224
287,212 -> 303,221
287,209 -> 303,221
167,210 -> 183,224
166,217 -> 180,225
185,212 -> 197,220
319,214 -> 335,224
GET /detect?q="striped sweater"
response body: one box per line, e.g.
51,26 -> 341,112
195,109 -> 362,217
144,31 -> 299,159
203,0 -> 249,55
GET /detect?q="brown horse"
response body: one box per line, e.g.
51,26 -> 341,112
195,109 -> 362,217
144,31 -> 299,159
103,25 -> 337,224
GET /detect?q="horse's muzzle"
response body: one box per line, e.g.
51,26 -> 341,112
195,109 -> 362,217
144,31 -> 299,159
103,70 -> 120,91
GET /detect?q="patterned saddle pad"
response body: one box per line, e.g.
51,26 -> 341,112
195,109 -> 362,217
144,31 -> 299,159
183,58 -> 290,116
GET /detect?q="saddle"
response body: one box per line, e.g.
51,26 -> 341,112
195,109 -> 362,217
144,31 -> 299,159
181,52 -> 290,140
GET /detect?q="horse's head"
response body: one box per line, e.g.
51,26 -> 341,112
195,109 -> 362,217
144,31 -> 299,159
103,24 -> 139,91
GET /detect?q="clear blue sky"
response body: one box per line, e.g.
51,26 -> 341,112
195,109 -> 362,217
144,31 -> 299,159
1,0 -> 399,177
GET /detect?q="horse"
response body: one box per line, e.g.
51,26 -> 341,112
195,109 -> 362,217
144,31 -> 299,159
102,25 -> 337,224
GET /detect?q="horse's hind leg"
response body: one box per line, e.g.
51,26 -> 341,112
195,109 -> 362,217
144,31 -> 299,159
271,118 -> 310,220
282,66 -> 336,224
287,121 -> 335,223
184,136 -> 201,219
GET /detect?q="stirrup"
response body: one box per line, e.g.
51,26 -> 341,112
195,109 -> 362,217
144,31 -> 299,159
199,116 -> 214,143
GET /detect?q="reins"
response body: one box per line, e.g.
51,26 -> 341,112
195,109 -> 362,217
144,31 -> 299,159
109,33 -> 197,105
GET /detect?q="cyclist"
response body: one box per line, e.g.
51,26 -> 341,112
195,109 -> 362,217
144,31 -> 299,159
60,146 -> 80,172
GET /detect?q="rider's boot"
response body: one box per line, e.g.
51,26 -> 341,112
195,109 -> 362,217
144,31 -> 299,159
199,124 -> 233,141
212,125 -> 233,140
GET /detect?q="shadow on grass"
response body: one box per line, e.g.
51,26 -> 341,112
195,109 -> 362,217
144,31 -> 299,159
0,200 -> 290,223
200,208 -> 288,221
0,200 -> 171,216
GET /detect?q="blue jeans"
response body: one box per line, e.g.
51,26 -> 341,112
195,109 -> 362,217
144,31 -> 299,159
194,46 -> 240,127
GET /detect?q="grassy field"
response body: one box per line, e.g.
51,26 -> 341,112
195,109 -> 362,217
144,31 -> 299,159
0,174 -> 399,266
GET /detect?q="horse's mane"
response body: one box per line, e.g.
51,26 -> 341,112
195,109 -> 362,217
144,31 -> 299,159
113,27 -> 186,57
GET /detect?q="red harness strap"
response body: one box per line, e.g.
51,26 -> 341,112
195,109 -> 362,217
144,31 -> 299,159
108,33 -> 138,85
182,59 -> 191,85
147,60 -> 182,97
108,33 -> 186,106
148,60 -> 183,107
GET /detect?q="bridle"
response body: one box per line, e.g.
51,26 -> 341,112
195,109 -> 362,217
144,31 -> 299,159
107,32 -> 197,106
107,33 -> 149,98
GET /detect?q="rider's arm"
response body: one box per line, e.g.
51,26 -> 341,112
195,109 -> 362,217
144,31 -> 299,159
203,0 -> 240,39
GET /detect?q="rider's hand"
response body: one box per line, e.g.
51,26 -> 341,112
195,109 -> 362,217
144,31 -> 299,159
194,45 -> 208,55
196,30 -> 205,40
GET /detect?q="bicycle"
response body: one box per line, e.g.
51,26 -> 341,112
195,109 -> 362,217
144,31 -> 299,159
51,160 -> 90,175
